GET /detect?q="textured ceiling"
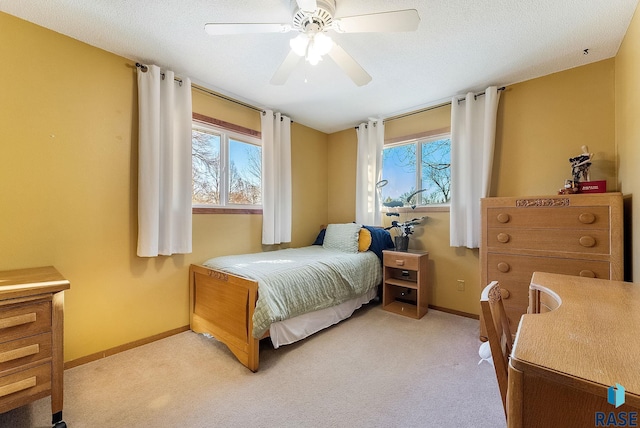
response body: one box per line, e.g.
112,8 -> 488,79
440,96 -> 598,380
1,0 -> 638,133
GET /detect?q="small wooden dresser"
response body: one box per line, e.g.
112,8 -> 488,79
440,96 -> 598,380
480,193 -> 623,339
0,266 -> 70,427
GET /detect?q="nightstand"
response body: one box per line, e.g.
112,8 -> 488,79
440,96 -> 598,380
382,249 -> 429,319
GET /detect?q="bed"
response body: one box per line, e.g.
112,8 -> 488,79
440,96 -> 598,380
189,223 -> 394,371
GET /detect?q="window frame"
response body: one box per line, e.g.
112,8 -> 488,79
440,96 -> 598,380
192,120 -> 263,214
382,128 -> 451,213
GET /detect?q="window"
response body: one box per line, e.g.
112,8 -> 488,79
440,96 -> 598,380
381,134 -> 451,207
192,122 -> 262,210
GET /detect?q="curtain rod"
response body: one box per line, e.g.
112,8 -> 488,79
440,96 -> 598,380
135,62 -> 266,114
190,85 -> 293,120
191,84 -> 265,114
377,86 -> 506,126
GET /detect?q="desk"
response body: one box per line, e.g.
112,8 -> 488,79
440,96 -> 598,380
507,272 -> 640,428
0,267 -> 70,428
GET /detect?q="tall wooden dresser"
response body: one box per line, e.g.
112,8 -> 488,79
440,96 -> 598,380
0,266 -> 70,428
480,193 -> 623,339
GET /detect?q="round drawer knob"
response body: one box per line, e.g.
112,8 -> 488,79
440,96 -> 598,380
579,235 -> 596,247
500,288 -> 511,299
579,270 -> 596,278
578,212 -> 596,224
497,262 -> 510,273
497,233 -> 510,243
496,213 -> 511,223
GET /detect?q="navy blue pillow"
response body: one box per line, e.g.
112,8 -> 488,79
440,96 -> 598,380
363,226 -> 394,260
312,228 -> 326,245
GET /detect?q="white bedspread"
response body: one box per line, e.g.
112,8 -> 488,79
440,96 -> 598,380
203,246 -> 382,338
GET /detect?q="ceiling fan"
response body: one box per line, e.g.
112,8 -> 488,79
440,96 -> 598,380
204,0 -> 420,86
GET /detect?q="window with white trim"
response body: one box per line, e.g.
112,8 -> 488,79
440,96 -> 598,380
381,133 -> 451,207
192,122 -> 262,209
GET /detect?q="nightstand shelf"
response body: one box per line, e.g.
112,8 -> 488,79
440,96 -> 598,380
384,278 -> 418,289
382,249 -> 429,319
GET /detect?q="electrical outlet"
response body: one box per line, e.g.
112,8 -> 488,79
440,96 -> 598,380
457,280 -> 465,291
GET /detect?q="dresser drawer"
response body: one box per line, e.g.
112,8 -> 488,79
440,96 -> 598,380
0,301 -> 51,344
0,363 -> 51,414
486,253 -> 612,282
0,332 -> 52,374
383,253 -> 419,271
486,206 -> 610,229
486,228 -> 611,255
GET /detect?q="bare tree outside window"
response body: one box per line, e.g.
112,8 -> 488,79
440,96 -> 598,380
421,138 -> 450,204
192,125 -> 262,208
192,129 -> 220,204
382,137 -> 451,206
229,139 -> 261,204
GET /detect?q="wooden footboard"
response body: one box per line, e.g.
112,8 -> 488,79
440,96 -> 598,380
189,264 -> 261,372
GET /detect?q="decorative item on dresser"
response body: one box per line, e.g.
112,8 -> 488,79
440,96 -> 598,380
0,266 -> 70,428
479,192 -> 623,340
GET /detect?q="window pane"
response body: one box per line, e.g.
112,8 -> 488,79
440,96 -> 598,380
382,144 -> 417,205
192,129 -> 220,205
228,139 -> 262,205
421,138 -> 451,204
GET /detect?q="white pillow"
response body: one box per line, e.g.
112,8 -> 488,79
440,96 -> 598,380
323,223 -> 362,253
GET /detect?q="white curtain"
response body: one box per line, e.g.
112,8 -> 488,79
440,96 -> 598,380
137,65 -> 193,257
261,110 -> 292,245
355,119 -> 384,226
450,86 -> 500,248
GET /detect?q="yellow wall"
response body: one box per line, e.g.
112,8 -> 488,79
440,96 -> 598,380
495,60 -> 616,197
327,128 -> 358,223
0,12 -> 328,362
616,3 -> 640,281
325,60 -> 617,316
291,123 -> 329,245
384,104 -> 451,140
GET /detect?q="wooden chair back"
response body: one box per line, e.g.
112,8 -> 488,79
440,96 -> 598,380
480,281 -> 513,417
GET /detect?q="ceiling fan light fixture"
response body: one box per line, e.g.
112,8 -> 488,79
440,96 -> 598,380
307,51 -> 322,65
312,32 -> 333,56
289,31 -> 333,65
290,33 -> 309,56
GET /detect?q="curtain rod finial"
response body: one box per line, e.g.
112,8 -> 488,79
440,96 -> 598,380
135,62 -> 148,72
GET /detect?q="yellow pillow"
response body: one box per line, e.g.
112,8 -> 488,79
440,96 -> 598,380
358,228 -> 372,252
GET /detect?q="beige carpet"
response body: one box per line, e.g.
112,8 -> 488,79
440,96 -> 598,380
0,305 -> 506,428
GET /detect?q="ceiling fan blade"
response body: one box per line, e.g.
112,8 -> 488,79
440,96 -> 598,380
296,0 -> 318,13
204,23 -> 291,35
270,50 -> 303,85
333,9 -> 420,33
327,44 -> 372,87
